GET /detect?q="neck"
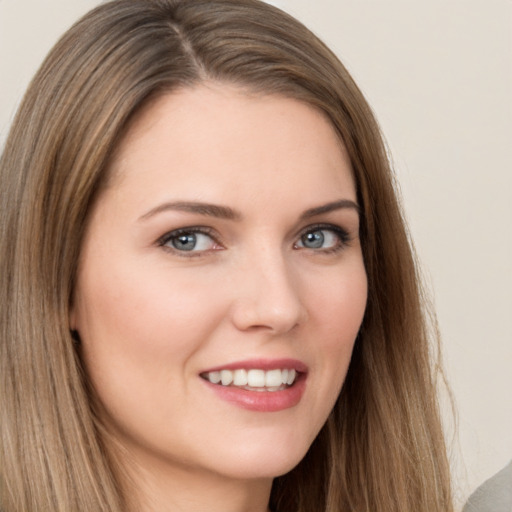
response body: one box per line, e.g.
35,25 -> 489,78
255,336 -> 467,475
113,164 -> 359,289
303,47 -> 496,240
119,450 -> 273,512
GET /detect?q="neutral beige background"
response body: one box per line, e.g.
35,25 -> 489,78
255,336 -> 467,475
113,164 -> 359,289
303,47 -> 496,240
1,0 -> 511,508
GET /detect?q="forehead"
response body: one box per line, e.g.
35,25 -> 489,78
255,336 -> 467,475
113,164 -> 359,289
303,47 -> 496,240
104,83 -> 356,215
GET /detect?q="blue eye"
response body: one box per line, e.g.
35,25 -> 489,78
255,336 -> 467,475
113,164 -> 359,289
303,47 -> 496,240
159,229 -> 217,252
296,226 -> 348,251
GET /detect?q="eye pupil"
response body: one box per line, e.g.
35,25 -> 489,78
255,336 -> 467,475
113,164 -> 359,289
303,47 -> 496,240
173,233 -> 197,251
302,231 -> 325,249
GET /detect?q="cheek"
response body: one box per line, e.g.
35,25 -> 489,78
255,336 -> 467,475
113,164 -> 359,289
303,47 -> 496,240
75,258 -> 223,355
305,260 -> 367,413
310,259 -> 367,341
72,263 -> 226,440
72,263 -> 225,417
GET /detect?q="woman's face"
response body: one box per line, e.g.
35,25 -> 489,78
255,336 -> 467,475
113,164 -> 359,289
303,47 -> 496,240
71,84 -> 367,484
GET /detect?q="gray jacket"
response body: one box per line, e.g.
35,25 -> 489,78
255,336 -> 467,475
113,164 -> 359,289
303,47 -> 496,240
463,461 -> 512,512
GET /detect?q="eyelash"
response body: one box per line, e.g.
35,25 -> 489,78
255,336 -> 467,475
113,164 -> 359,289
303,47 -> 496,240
157,227 -> 220,257
295,223 -> 351,254
156,223 -> 351,257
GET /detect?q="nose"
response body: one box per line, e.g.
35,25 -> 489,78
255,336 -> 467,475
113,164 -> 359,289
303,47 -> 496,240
229,248 -> 308,335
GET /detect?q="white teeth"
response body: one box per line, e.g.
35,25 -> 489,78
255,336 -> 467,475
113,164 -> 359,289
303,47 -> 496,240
220,370 -> 233,386
233,369 -> 248,386
265,369 -> 282,387
204,368 -> 299,388
209,371 -> 221,384
247,369 -> 265,387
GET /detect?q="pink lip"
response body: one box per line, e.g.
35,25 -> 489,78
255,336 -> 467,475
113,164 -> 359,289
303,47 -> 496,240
199,358 -> 308,413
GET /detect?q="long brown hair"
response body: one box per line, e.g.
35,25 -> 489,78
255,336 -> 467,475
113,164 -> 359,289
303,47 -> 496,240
0,1 -> 453,510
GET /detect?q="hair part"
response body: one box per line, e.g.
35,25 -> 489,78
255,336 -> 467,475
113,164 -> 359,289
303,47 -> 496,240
0,1 -> 453,510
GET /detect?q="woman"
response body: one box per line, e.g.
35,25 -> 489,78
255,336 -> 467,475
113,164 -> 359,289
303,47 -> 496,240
0,0 -> 453,511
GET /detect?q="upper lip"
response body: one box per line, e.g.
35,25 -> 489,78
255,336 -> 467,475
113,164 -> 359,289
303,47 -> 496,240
200,358 -> 308,374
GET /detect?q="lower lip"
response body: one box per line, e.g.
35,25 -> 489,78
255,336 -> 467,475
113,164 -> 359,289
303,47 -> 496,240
201,375 -> 306,412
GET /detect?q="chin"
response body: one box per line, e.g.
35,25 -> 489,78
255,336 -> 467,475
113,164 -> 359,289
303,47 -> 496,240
207,431 -> 314,481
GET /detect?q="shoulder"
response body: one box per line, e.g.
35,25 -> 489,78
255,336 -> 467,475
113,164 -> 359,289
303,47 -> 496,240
463,460 -> 512,512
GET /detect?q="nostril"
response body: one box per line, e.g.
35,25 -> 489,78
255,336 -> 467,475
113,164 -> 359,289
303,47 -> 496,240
228,257 -> 307,333
230,295 -> 306,334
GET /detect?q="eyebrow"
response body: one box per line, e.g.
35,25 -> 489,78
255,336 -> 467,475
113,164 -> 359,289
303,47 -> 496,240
139,198 -> 359,222
300,199 -> 360,219
139,201 -> 241,221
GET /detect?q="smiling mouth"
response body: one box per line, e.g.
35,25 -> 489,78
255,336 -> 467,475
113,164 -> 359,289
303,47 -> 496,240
200,368 -> 298,392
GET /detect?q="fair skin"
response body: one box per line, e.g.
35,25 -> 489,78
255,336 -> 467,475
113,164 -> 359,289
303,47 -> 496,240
71,84 -> 367,512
